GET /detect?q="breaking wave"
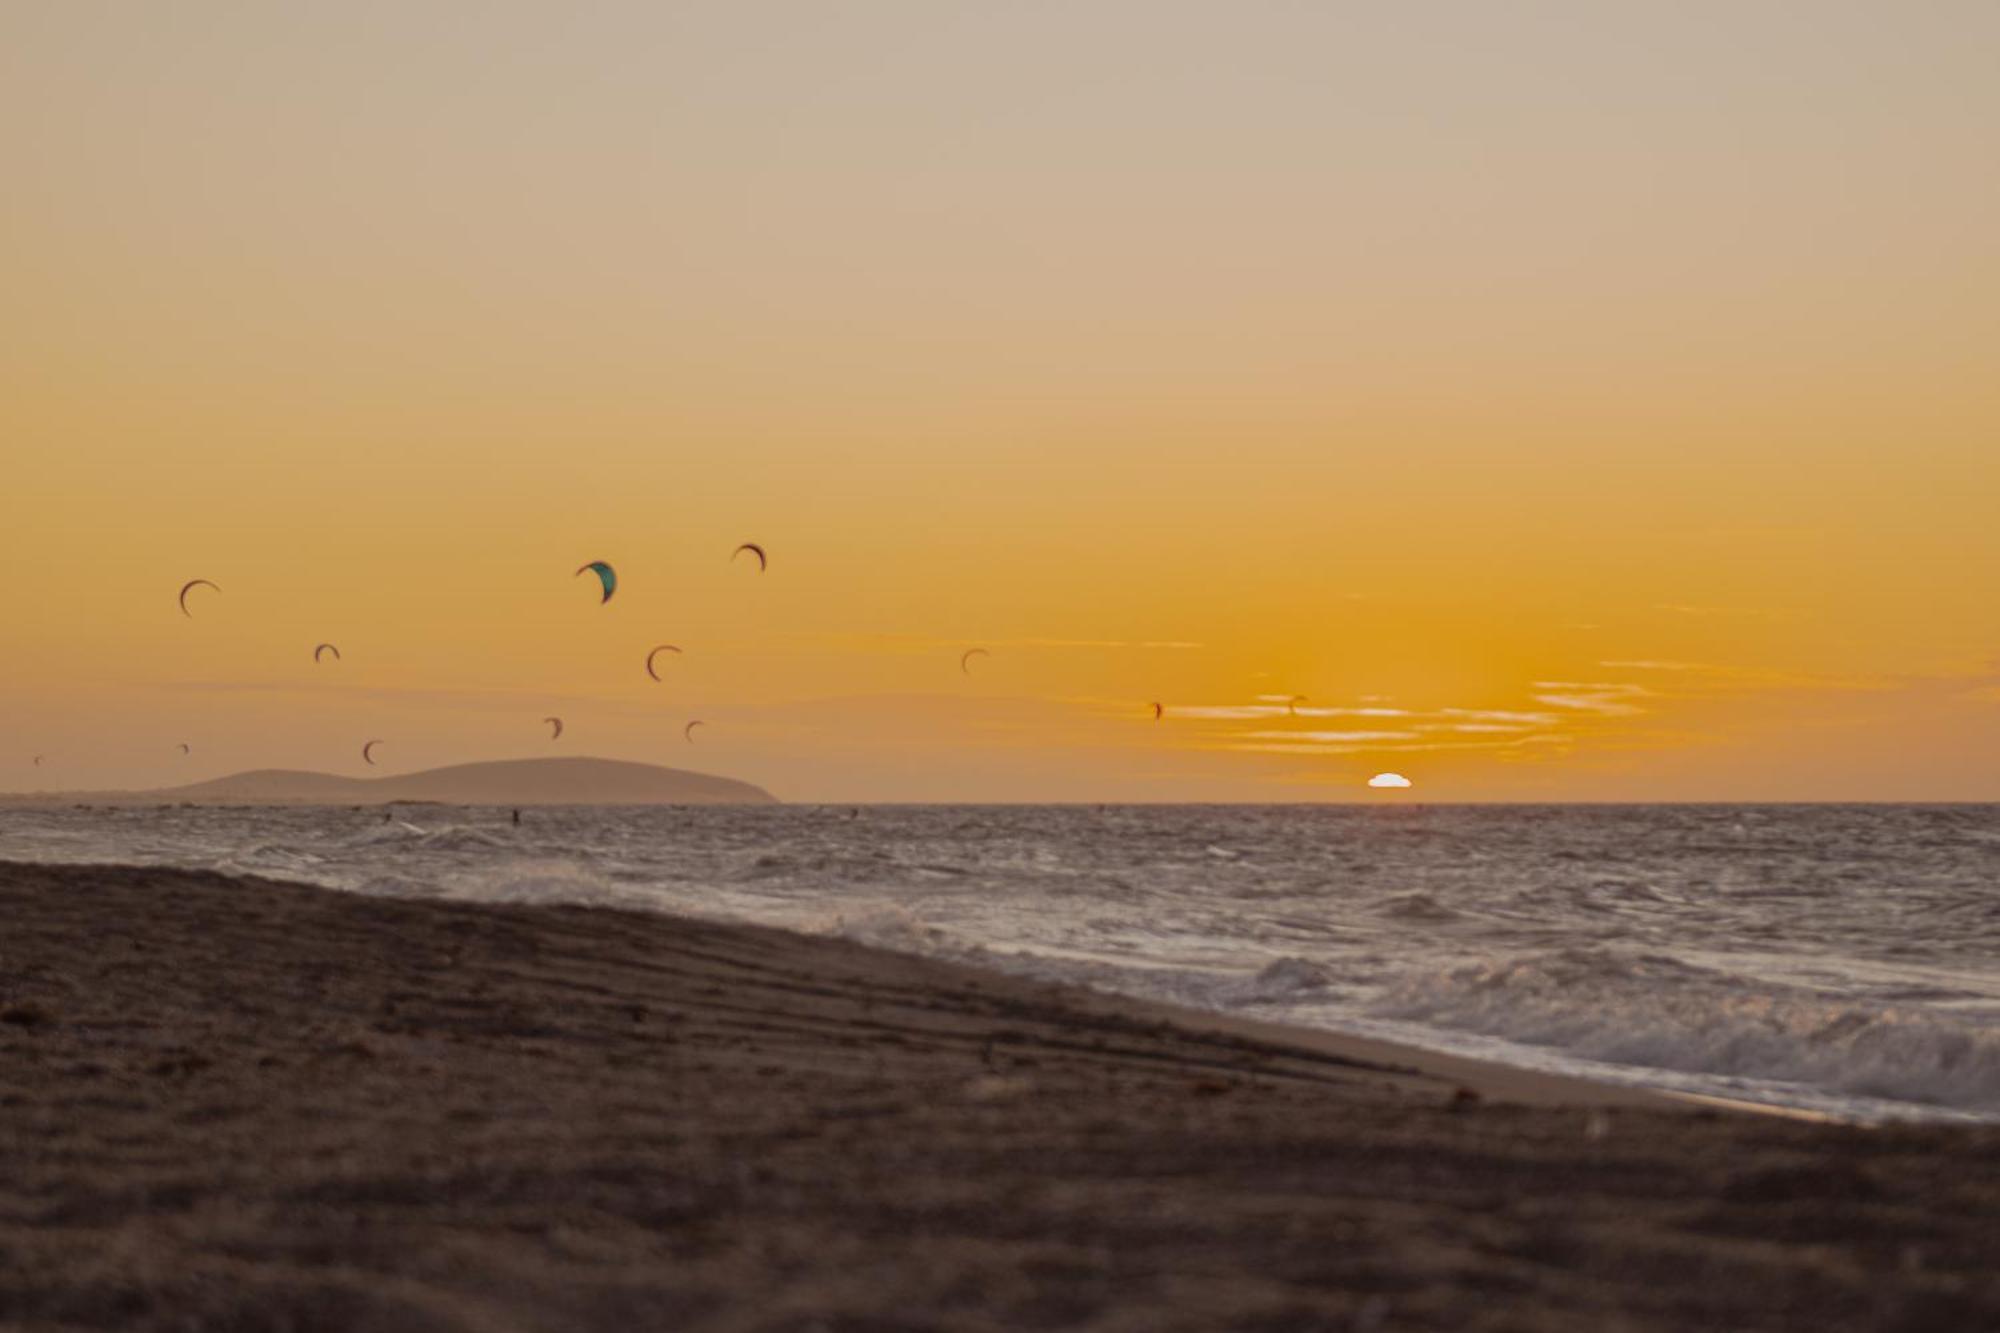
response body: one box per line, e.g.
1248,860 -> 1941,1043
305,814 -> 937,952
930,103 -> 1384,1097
1374,948 -> 2000,1113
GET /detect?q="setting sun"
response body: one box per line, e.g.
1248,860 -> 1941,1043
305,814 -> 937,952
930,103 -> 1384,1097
1368,773 -> 1413,790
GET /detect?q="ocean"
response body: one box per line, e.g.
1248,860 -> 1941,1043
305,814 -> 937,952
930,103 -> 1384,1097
5,802 -> 1997,1123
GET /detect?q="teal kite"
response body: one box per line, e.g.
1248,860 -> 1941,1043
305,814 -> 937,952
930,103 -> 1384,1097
575,560 -> 617,604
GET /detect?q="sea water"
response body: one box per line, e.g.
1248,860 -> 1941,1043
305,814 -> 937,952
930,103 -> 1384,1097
5,803 -> 1998,1123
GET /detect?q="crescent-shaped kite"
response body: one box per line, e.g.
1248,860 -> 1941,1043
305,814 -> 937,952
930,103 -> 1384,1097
544,716 -> 564,741
314,643 -> 341,664
1150,702 -> 1164,722
733,543 -> 767,572
361,740 -> 382,766
1288,695 -> 1308,718
960,648 -> 989,675
32,755 -> 43,767
645,644 -> 682,681
684,720 -> 704,743
178,743 -> 191,755
575,560 -> 617,604
178,579 -> 219,617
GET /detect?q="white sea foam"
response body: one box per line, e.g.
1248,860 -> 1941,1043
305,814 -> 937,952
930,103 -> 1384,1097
1373,948 -> 2000,1112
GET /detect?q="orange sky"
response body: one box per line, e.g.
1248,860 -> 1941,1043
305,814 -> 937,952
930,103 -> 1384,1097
5,3 -> 1998,800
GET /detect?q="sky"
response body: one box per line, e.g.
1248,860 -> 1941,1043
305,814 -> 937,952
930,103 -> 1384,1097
4,2 -> 1998,801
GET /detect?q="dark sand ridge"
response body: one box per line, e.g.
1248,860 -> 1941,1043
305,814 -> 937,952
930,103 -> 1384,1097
3,862 -> 1996,1330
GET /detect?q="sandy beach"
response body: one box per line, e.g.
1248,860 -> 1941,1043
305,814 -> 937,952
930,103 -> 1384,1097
3,860 -> 1997,1331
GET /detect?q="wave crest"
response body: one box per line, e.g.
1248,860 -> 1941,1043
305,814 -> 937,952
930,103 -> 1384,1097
1375,948 -> 2000,1112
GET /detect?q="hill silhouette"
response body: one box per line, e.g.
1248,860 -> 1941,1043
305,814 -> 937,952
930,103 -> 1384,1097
12,757 -> 776,806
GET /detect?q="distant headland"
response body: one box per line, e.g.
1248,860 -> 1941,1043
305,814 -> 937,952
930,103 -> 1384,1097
2,757 -> 778,807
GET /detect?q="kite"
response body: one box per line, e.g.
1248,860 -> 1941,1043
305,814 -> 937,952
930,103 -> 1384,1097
177,743 -> 191,755
178,579 -> 219,617
733,543 -> 767,572
684,720 -> 704,743
575,560 -> 617,604
361,740 -> 382,766
314,643 -> 341,664
1288,695 -> 1308,717
960,648 -> 989,675
645,644 -> 682,681
32,755 -> 43,767
544,716 -> 564,741
1150,702 -> 1164,721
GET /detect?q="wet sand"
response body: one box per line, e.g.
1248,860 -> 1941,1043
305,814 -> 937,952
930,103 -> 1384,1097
2,861 -> 1996,1330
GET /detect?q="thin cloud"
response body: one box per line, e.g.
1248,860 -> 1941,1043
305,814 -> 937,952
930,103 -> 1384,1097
805,632 -> 1203,653
1171,703 -> 1414,720
1144,704 -> 1274,720
139,678 -> 611,711
1597,660 -> 1887,692
1223,736 -> 1539,756
1209,695 -> 1607,754
1439,707 -> 1560,725
1016,637 -> 1206,651
1415,722 -> 1540,735
1530,682 -> 1654,716
1653,603 -> 1777,618
1238,730 -> 1416,744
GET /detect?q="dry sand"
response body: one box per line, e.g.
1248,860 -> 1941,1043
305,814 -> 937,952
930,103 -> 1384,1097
2,861 -> 1996,1331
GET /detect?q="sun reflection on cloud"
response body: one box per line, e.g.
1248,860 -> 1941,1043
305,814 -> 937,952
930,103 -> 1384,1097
1530,682 -> 1654,716
1176,683 -> 1664,763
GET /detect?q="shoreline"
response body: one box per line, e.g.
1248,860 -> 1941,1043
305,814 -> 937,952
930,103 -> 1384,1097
0,835 -> 1956,1122
0,858 -> 1672,1113
5,859 -> 1997,1328
0,852 -> 1744,1117
0,845 -> 1913,1123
